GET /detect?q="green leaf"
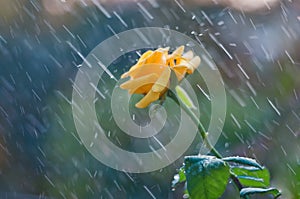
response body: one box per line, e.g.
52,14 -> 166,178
175,85 -> 196,110
178,167 -> 186,182
222,156 -> 263,169
230,166 -> 270,188
184,155 -> 230,199
172,167 -> 186,187
240,187 -> 281,198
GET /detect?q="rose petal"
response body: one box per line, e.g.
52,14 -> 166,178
120,73 -> 158,92
168,45 -> 184,59
172,66 -> 187,81
135,90 -> 160,108
123,64 -> 168,79
152,67 -> 171,92
138,50 -> 153,63
121,50 -> 154,78
157,47 -> 170,53
190,56 -> 201,69
129,84 -> 153,94
145,51 -> 167,64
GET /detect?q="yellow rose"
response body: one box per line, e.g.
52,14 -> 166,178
120,46 -> 200,108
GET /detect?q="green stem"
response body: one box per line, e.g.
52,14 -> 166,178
168,92 -> 248,198
168,92 -> 222,158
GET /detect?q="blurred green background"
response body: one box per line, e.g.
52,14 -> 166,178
0,0 -> 299,198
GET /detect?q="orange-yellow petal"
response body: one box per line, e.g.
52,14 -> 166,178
120,73 -> 158,93
183,56 -> 201,74
152,67 -> 171,92
175,63 -> 194,74
172,66 -> 188,81
124,64 -> 168,79
129,84 -> 153,94
168,46 -> 184,59
138,50 -> 153,63
190,56 -> 201,69
135,90 -> 160,108
121,50 -> 154,79
167,59 -> 175,67
157,47 -> 170,53
145,50 -> 167,65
